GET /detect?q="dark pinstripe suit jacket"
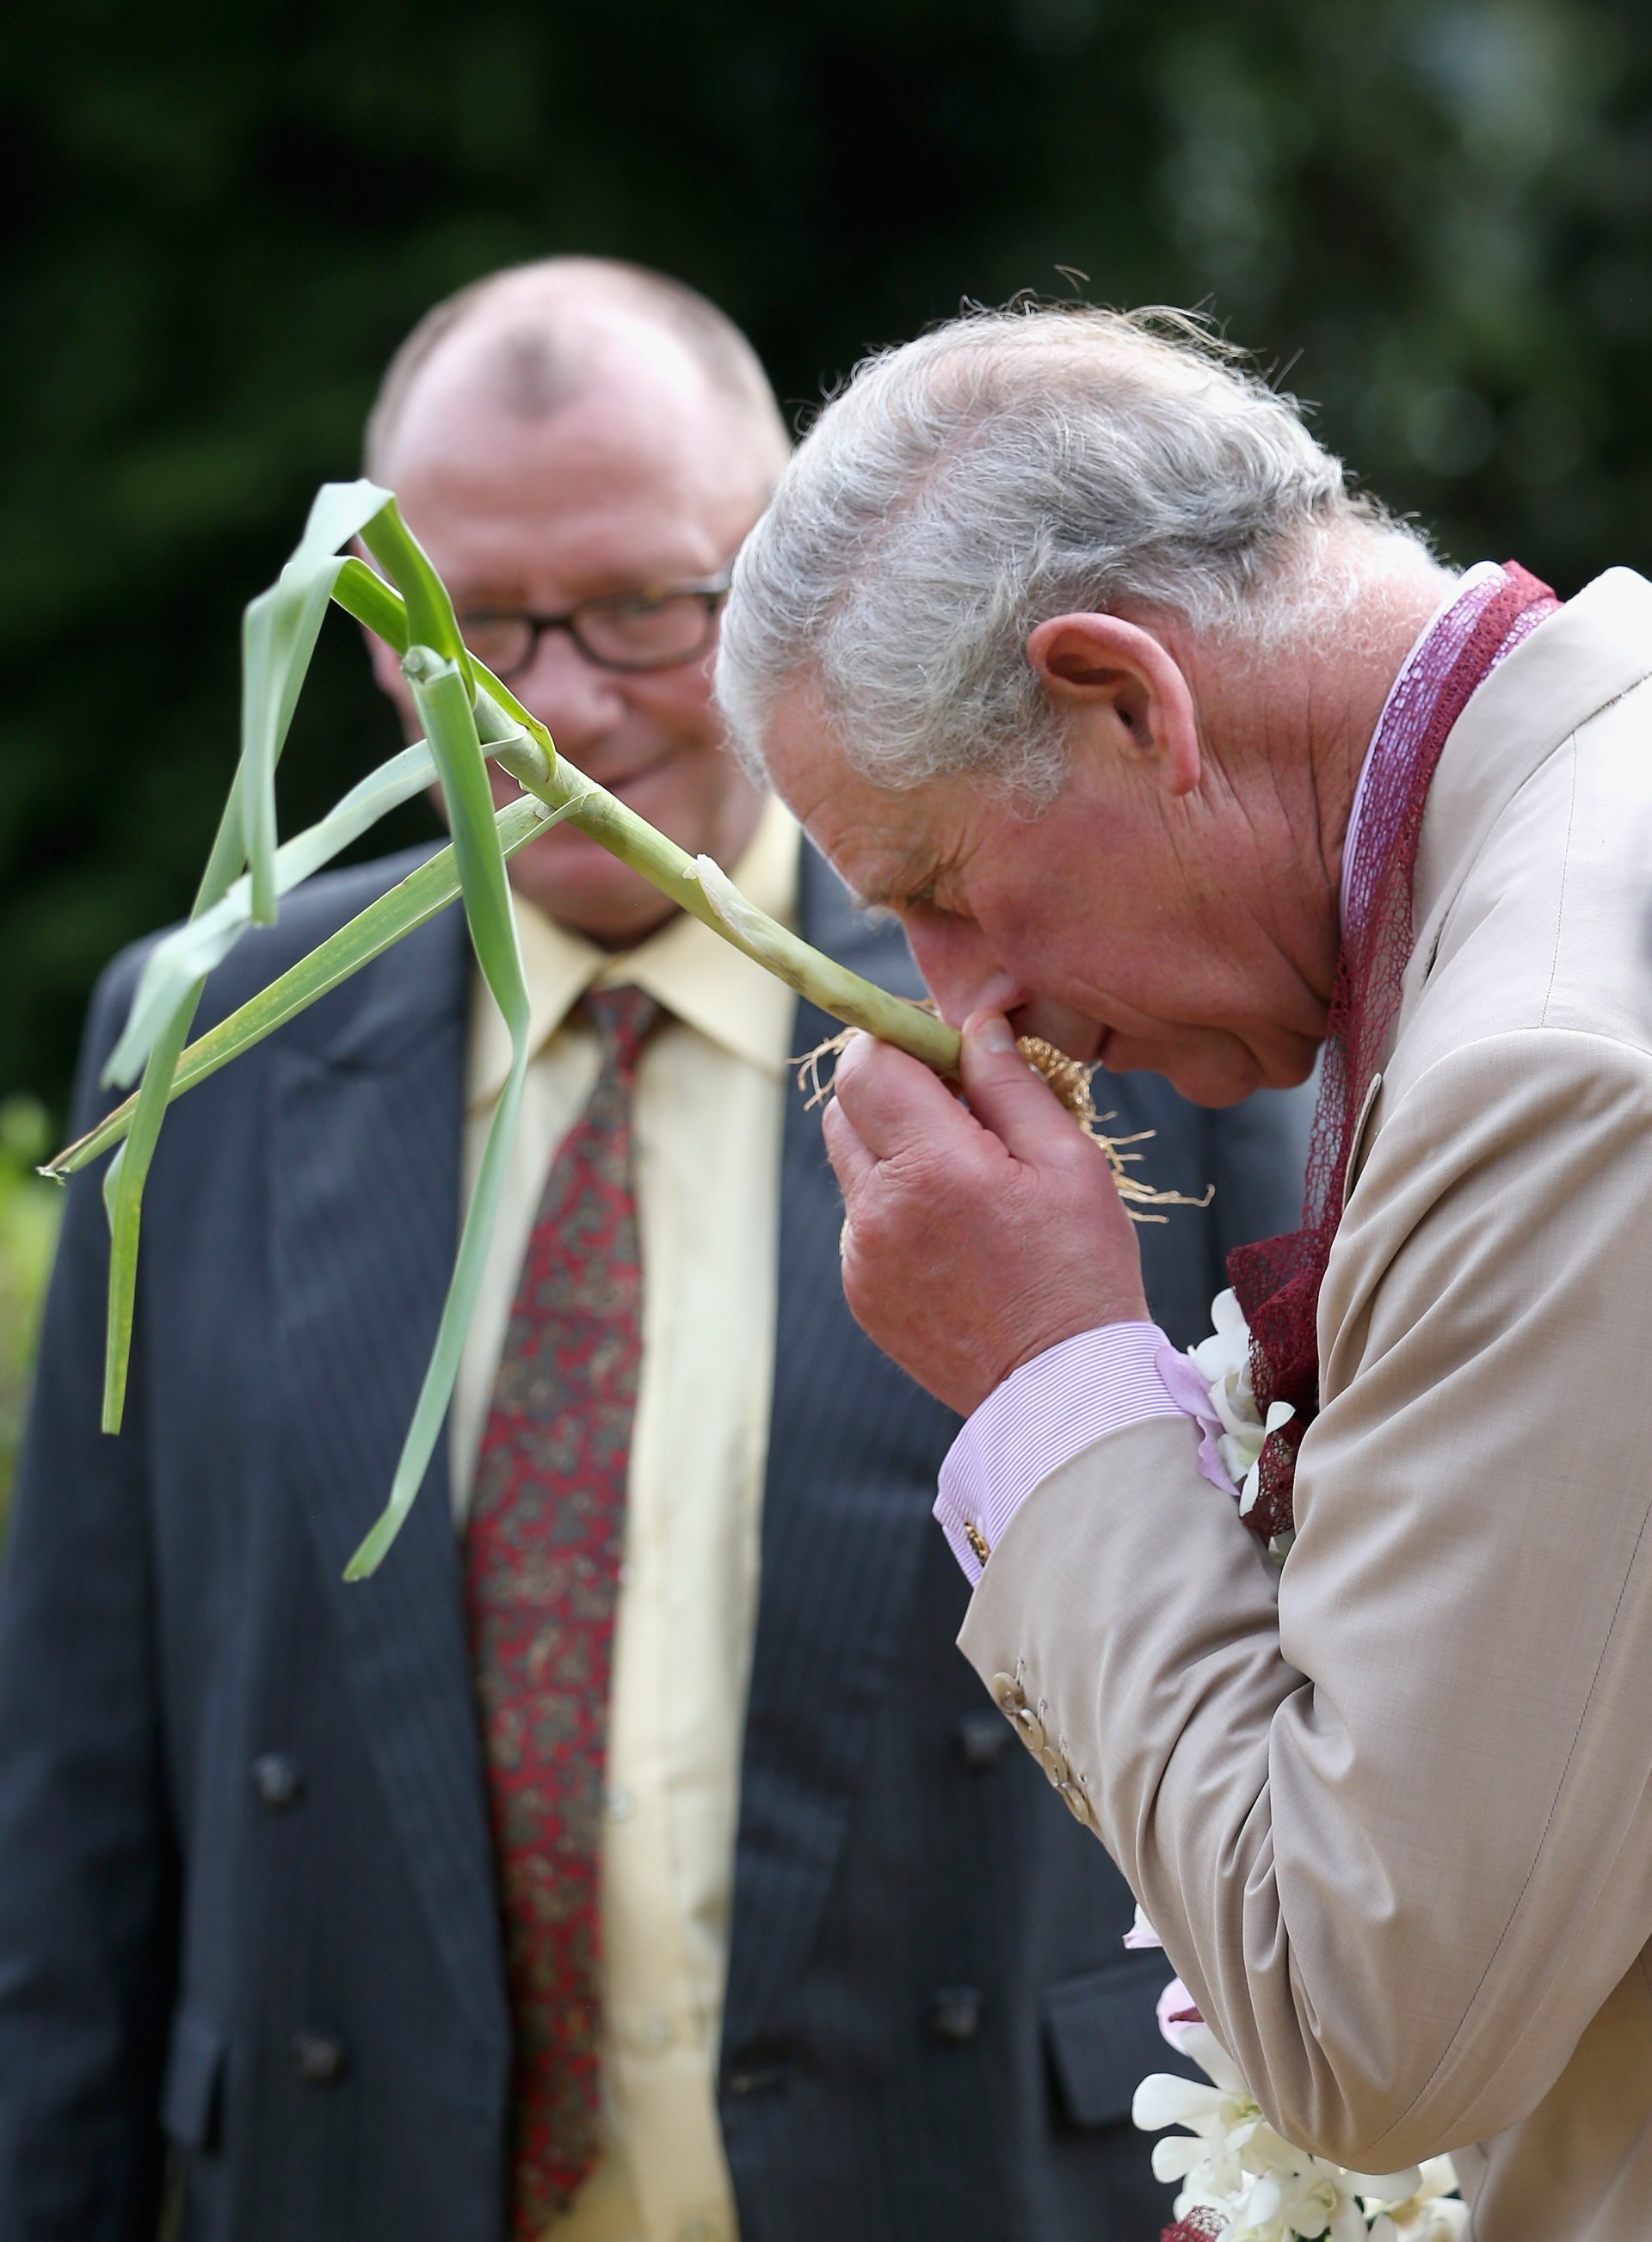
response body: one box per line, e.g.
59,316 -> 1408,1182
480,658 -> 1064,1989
0,841 -> 1307,2242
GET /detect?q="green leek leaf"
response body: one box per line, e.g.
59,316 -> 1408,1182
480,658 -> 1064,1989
344,649 -> 532,1579
100,480 -> 394,1430
52,793 -> 564,1183
241,479 -> 395,922
103,741 -> 441,1088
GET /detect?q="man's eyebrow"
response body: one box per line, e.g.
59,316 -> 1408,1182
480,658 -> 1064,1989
851,865 -> 935,913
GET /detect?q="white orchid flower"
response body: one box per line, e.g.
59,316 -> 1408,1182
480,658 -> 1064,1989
1134,2062 -> 1254,2201
1173,1288 -> 1296,1517
1135,2026 -> 1281,2207
1189,1287 -> 1252,1383
1363,2157 -> 1468,2239
1156,1974 -> 1205,2053
1227,2159 -> 1370,2242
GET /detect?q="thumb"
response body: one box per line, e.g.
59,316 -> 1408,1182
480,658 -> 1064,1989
959,1012 -> 1082,1165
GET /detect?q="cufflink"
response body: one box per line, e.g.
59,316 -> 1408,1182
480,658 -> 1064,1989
964,1518 -> 990,1565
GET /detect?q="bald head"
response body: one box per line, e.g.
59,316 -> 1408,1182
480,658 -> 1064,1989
365,256 -> 791,497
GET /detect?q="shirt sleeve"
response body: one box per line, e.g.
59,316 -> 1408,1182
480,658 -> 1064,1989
934,1321 -> 1188,1582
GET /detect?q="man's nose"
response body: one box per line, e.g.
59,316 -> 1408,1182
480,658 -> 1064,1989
504,629 -> 626,753
902,917 -> 1022,1030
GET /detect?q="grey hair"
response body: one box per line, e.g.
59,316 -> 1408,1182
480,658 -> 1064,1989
716,304 -> 1441,800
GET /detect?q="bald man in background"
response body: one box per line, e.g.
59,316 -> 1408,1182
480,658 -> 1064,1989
0,262 -> 1310,2242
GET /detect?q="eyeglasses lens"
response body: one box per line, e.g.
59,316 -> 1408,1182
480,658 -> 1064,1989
579,595 -> 714,668
459,616 -> 535,676
457,593 -> 718,680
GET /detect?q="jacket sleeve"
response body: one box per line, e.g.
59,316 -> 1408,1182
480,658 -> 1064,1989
0,956 -> 177,2241
958,1028 -> 1652,2171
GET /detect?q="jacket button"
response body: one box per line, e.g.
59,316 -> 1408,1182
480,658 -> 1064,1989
955,1709 -> 1013,1769
989,1672 -> 1022,1715
1057,1779 -> 1093,1826
1040,1741 -> 1070,1789
251,1753 -> 305,1810
291,2030 -> 347,2085
930,1985 -> 985,2044
1014,1705 -> 1046,1757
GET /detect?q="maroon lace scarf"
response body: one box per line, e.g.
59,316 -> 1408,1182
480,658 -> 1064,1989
1225,563 -> 1559,1543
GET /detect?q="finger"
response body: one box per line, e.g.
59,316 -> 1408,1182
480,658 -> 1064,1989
821,1091 -> 877,1200
959,1012 -> 1083,1165
832,1029 -> 973,1165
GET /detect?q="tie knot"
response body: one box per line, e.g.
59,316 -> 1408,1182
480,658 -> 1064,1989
583,984 -> 661,1075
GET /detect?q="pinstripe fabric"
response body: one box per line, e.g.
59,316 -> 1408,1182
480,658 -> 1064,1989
272,960 -> 508,2063
0,856 -> 511,2242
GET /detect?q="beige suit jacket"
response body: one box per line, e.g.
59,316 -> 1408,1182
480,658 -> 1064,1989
959,570 -> 1652,2241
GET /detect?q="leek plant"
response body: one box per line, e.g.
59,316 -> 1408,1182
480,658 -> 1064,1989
44,483 -> 963,1578
47,483 -> 1192,1575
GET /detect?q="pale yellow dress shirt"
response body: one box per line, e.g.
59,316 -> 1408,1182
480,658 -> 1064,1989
452,799 -> 801,2242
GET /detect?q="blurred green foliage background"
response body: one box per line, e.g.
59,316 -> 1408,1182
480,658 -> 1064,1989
6,0 -> 1651,1129
3,0 -> 1651,1482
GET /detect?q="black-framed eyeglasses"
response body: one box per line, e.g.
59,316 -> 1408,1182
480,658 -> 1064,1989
455,575 -> 732,681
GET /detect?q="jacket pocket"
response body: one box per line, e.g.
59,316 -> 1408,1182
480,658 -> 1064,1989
1041,1950 -> 1189,2130
160,2004 -> 227,2151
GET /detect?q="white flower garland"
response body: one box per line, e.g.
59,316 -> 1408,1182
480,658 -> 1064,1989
1127,1298 -> 1469,2241
1128,1906 -> 1466,2242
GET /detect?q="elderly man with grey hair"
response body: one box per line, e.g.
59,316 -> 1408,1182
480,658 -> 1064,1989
716,304 -> 1652,2242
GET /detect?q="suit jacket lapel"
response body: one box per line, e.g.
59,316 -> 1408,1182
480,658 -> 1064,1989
269,907 -> 509,2053
723,845 -> 960,2054
1412,570 -> 1652,993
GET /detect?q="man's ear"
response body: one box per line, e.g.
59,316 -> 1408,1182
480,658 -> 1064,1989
1025,612 -> 1200,798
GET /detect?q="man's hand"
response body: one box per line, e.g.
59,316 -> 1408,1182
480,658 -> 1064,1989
823,1012 -> 1150,1417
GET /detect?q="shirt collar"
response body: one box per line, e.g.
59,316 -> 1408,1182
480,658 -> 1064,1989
466,793 -> 802,1112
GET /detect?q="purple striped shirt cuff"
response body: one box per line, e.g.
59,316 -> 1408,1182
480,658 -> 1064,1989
934,1322 -> 1187,1585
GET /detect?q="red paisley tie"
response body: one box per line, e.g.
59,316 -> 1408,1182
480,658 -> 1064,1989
466,983 -> 661,2235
